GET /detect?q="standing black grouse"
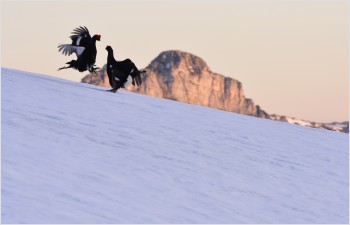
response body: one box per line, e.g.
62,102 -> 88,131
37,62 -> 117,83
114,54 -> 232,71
58,26 -> 101,73
105,45 -> 145,93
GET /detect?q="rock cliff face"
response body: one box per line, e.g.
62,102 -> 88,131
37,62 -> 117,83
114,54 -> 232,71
81,50 -> 348,133
82,50 -> 269,119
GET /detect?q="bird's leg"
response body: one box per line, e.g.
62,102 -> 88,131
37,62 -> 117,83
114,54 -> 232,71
106,80 -> 118,93
58,66 -> 70,71
58,60 -> 76,71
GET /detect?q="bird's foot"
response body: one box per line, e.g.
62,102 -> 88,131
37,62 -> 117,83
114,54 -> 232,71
89,65 -> 100,75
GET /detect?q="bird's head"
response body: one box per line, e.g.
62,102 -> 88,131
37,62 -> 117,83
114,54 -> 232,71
105,45 -> 112,51
94,34 -> 101,41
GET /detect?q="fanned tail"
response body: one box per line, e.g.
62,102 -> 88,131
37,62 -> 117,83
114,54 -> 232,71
131,70 -> 146,86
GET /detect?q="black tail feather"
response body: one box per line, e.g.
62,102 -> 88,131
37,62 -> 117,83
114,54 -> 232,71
135,74 -> 142,86
131,70 -> 145,86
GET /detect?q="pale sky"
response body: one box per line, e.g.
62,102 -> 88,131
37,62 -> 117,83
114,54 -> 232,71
1,0 -> 348,123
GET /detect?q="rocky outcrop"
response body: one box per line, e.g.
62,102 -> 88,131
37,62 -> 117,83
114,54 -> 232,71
81,64 -> 109,87
82,50 -> 269,119
81,50 -> 348,133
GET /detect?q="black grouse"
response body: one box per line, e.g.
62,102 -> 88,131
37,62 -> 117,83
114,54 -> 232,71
105,45 -> 145,93
58,26 -> 101,73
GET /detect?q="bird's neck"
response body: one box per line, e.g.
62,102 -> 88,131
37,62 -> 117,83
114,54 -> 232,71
88,38 -> 97,48
107,51 -> 115,62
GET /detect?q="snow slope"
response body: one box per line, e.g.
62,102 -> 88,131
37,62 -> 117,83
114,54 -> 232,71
1,68 -> 349,223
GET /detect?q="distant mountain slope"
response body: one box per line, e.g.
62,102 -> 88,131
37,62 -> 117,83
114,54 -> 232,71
270,114 -> 349,133
2,68 -> 348,223
81,50 -> 348,133
82,50 -> 269,119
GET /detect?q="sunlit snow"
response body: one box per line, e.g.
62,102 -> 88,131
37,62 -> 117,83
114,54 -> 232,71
2,68 -> 348,223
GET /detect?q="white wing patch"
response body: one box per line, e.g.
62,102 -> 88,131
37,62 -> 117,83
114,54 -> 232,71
76,47 -> 84,57
58,44 -> 85,57
76,37 -> 82,46
124,75 -> 133,88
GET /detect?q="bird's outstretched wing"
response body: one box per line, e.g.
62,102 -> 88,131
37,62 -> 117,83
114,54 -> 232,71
69,26 -> 91,47
58,44 -> 85,57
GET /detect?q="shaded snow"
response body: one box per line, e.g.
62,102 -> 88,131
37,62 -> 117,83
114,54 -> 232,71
1,68 -> 349,223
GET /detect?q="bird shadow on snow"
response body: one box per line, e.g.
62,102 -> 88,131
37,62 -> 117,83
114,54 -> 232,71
81,85 -> 126,94
80,85 -> 109,92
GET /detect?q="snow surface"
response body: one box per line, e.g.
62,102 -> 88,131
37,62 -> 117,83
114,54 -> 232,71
1,68 -> 349,223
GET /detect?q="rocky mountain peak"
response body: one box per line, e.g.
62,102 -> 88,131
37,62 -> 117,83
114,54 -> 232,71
80,50 -> 348,132
148,50 -> 210,76
82,50 -> 269,119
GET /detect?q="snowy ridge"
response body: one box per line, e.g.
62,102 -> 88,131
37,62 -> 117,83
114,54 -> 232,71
270,114 -> 348,133
1,68 -> 349,223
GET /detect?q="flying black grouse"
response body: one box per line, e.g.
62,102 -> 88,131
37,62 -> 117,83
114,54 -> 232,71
105,45 -> 145,93
58,26 -> 101,73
